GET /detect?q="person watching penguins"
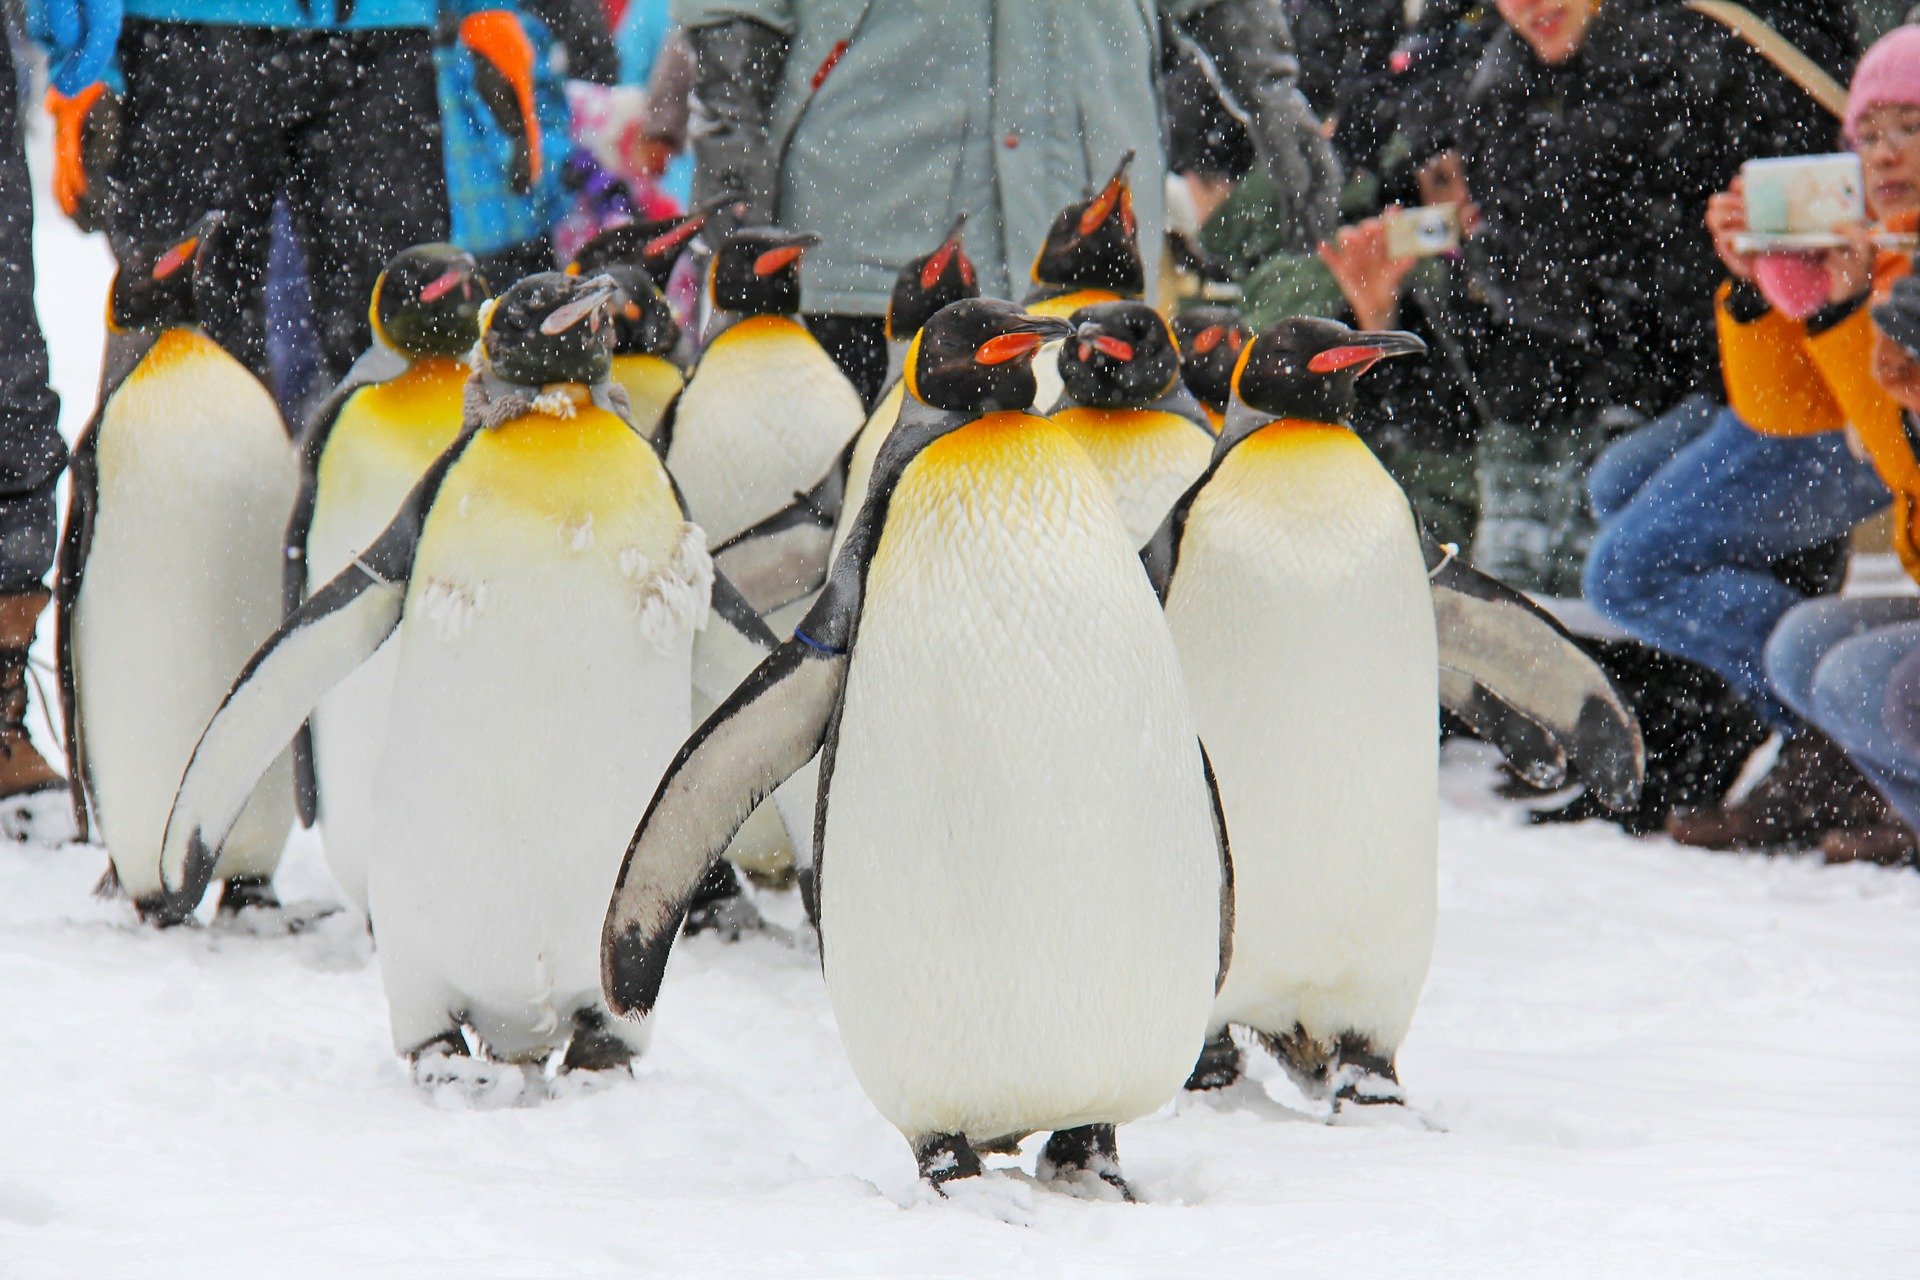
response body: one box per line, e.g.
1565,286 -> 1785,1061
671,0 -> 1341,405
36,0 -> 544,394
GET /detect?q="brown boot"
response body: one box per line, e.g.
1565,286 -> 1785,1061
1820,823 -> 1919,868
1665,731 -> 1888,851
0,589 -> 72,844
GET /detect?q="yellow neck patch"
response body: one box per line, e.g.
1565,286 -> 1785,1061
1026,289 -> 1120,320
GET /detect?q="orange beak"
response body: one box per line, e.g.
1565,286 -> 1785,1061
1189,325 -> 1223,355
754,245 -> 807,276
154,236 -> 199,281
419,267 -> 466,304
1089,335 -> 1134,361
976,331 -> 1049,365
645,215 -> 705,260
1307,344 -> 1388,375
1077,152 -> 1136,238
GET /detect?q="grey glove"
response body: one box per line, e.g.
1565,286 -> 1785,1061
1180,0 -> 1342,253
686,18 -> 790,232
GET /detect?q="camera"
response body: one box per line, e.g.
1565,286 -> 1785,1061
1382,204 -> 1461,259
1734,153 -> 1864,252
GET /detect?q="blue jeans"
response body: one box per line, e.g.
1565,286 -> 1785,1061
1583,404 -> 1890,727
1765,598 -> 1920,831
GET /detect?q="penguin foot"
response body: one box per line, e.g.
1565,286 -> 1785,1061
973,1132 -> 1028,1156
1036,1124 -> 1133,1203
1183,1029 -> 1242,1091
912,1133 -> 984,1191
409,1037 -> 538,1109
216,876 -> 280,915
681,861 -> 766,941
132,893 -> 196,928
560,1008 -> 639,1074
92,862 -> 123,901
1331,1036 -> 1404,1112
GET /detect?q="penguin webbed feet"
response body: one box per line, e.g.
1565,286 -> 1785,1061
559,1007 -> 641,1074
1183,1028 -> 1243,1091
1036,1124 -> 1134,1203
679,859 -> 767,941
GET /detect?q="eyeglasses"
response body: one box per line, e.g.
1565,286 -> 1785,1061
1854,118 -> 1920,152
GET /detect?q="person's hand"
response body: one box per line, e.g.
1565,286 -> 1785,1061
1318,215 -> 1415,331
1874,329 -> 1920,414
1416,151 -> 1480,234
1707,176 -> 1757,284
1820,222 -> 1877,307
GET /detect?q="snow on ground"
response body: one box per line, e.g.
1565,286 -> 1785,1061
4,136 -> 1917,1279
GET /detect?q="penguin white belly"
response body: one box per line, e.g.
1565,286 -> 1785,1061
304,469 -> 423,913
667,315 -> 865,543
819,415 -> 1219,1141
367,416 -> 704,1058
1052,407 -> 1213,547
73,334 -> 298,900
1168,425 -> 1437,1053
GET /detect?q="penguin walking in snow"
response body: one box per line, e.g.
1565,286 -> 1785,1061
1143,317 -> 1642,1105
1169,305 -> 1248,434
1047,301 -> 1214,547
603,299 -> 1231,1198
58,214 -> 300,925
661,228 -> 866,549
1024,153 -> 1147,409
157,273 -> 786,1083
711,215 -> 979,617
286,243 -> 488,916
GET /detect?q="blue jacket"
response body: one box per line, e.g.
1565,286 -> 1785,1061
119,1 -> 455,27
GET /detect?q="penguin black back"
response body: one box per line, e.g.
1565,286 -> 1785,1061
479,272 -> 619,388
1231,317 -> 1427,431
109,212 -> 224,335
1029,153 -> 1144,299
371,244 -> 488,359
1171,305 -> 1249,417
886,215 -> 979,344
709,228 -> 820,316
905,299 -> 1074,414
1058,301 -> 1181,409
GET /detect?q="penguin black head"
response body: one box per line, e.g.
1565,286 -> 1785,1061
1058,301 -> 1182,409
108,212 -> 224,335
1171,305 -> 1250,415
905,299 -> 1074,414
710,227 -> 819,316
369,244 -> 488,360
1030,153 -> 1144,298
886,214 -> 979,344
569,192 -> 740,287
1232,317 -> 1427,426
599,264 -> 681,358
478,272 -> 619,388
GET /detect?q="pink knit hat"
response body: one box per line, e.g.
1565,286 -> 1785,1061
1848,26 -> 1920,141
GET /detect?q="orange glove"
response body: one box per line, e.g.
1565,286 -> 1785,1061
47,82 -> 116,229
459,11 -> 542,196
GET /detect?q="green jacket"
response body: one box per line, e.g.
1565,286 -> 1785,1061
673,0 -> 1205,315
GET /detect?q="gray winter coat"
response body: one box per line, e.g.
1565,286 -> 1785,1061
673,0 -> 1329,315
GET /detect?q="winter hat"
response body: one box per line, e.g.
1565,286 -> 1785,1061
1847,26 -> 1920,142
1871,264 -> 1920,358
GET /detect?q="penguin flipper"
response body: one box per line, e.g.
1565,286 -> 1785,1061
603,637 -> 846,1018
1437,667 -> 1569,791
710,463 -> 845,614
159,566 -> 406,911
692,571 -> 780,705
1199,742 -> 1235,994
55,422 -> 100,843
1426,537 -> 1644,810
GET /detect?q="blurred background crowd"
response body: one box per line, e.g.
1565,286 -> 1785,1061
3,0 -> 1920,869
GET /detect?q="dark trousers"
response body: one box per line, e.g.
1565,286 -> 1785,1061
109,20 -> 451,386
0,40 -> 65,593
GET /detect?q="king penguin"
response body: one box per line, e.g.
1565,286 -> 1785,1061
58,213 -> 300,925
599,264 -> 685,444
157,273 -> 786,1082
1142,317 -> 1643,1106
1024,153 -> 1147,410
287,243 -> 487,916
661,227 -> 866,548
711,215 -> 980,616
1169,305 -> 1248,434
1048,301 -> 1214,546
602,299 -> 1231,1198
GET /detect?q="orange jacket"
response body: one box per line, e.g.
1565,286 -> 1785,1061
1717,215 -> 1919,580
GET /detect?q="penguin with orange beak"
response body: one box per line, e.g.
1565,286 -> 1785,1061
1170,305 -> 1249,433
1025,154 -> 1148,409
1145,318 -> 1642,1105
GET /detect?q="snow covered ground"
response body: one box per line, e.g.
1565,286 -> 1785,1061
4,138 -> 1917,1279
